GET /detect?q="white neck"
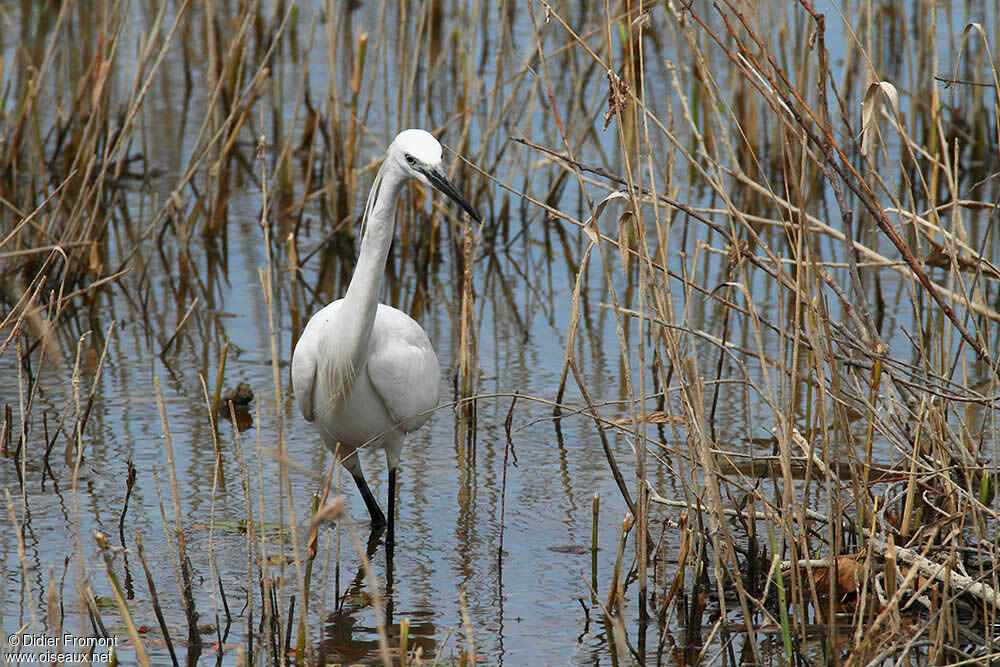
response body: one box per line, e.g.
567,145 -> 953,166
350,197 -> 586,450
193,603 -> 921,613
338,159 -> 408,369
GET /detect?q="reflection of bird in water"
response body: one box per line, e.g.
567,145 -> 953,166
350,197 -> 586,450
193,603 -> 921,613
319,603 -> 439,665
315,532 -> 438,664
292,130 -> 480,543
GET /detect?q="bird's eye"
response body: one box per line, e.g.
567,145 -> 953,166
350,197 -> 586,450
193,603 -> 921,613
405,154 -> 416,165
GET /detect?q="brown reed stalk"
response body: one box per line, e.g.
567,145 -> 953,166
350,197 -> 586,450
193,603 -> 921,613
95,532 -> 150,666
153,377 -> 202,657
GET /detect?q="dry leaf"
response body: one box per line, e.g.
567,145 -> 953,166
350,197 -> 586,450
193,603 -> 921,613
952,24 -> 998,95
923,236 -> 1000,278
603,69 -> 631,129
583,191 -> 630,243
307,496 -> 346,560
860,81 -> 899,157
812,555 -> 861,596
613,411 -> 686,426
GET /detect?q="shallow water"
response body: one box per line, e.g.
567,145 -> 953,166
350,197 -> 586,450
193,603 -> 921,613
2,0 -> 998,664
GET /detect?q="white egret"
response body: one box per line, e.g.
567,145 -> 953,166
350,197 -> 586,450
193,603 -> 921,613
292,129 -> 480,542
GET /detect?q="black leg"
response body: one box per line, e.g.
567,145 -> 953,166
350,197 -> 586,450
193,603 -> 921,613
387,468 -> 397,545
352,472 -> 386,529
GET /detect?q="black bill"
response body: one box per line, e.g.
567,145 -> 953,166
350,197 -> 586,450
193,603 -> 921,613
423,166 -> 482,223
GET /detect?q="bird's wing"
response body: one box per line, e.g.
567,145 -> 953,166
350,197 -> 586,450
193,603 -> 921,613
291,326 -> 318,422
291,301 -> 342,422
366,305 -> 441,433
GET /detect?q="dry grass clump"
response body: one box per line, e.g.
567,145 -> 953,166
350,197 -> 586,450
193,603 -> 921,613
514,0 -> 1000,663
2,1 -> 505,664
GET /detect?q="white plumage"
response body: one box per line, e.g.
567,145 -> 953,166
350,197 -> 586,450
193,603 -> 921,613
291,129 -> 480,540
293,302 -> 439,447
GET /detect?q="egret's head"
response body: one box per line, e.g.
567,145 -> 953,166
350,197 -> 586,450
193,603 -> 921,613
389,129 -> 481,223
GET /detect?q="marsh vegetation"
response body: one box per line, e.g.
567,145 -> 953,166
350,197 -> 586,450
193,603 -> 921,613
2,0 -> 1000,664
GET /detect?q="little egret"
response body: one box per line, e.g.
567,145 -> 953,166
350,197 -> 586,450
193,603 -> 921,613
292,129 -> 480,542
